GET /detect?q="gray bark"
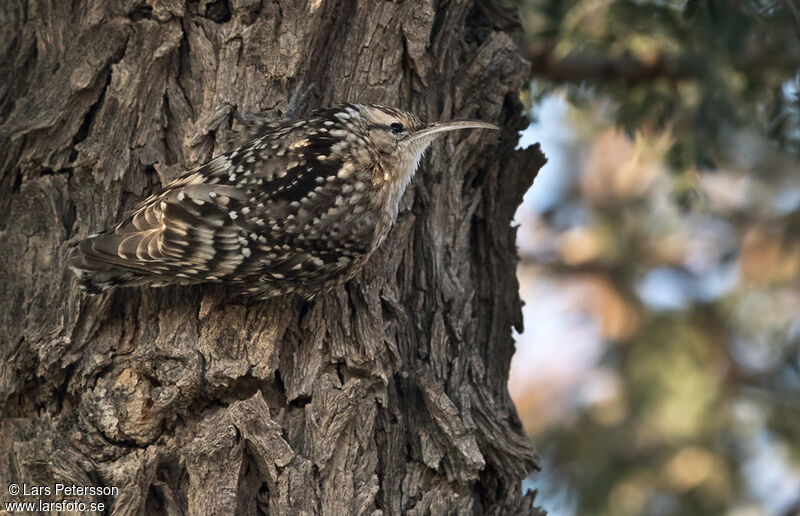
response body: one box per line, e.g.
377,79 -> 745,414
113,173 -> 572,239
0,0 -> 545,514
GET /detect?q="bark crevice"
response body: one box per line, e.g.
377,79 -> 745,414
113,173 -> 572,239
1,0 -> 545,514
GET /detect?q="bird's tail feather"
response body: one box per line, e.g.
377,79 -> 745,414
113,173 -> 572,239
67,235 -> 148,293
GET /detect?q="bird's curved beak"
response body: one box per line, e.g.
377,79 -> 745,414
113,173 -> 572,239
409,120 -> 499,144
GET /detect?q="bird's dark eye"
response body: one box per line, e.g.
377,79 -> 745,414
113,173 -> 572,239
390,122 -> 404,134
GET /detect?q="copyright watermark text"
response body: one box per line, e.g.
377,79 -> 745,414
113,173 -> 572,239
4,483 -> 117,512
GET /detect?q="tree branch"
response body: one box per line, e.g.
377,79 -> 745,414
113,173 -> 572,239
526,44 -> 694,85
526,43 -> 800,86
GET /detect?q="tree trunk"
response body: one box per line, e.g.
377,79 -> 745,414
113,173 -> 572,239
0,0 -> 545,514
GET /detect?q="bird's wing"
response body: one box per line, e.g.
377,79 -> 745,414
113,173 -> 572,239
73,158 -> 256,283
70,124 -> 355,290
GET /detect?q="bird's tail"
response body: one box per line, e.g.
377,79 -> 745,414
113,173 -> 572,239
67,235 -> 145,293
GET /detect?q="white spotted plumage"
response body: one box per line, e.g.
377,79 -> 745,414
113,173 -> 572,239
68,104 -> 497,299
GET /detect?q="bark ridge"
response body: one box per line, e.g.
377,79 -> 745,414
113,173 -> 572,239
0,0 -> 545,513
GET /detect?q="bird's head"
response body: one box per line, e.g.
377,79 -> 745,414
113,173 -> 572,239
356,104 -> 498,177
317,104 -> 498,185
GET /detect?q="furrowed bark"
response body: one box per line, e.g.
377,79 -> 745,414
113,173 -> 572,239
0,0 -> 545,513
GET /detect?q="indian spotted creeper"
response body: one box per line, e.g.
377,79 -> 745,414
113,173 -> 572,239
68,104 -> 497,299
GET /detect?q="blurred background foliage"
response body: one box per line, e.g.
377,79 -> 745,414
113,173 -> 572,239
505,0 -> 800,515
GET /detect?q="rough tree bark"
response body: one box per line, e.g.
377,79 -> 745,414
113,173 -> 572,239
0,0 -> 545,514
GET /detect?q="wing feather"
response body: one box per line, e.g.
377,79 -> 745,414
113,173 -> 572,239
72,172 -> 252,284
69,113 -> 369,293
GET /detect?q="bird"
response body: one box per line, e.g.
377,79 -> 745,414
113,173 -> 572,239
68,103 -> 498,299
